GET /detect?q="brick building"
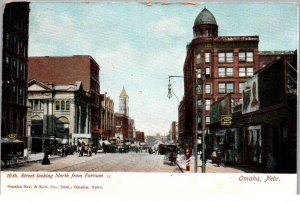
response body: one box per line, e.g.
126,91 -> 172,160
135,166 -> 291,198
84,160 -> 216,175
135,131 -> 145,143
182,8 -> 260,148
28,56 -> 101,142
170,121 -> 178,143
1,2 -> 30,145
100,93 -> 115,140
210,52 -> 297,173
114,87 -> 133,141
178,99 -> 185,147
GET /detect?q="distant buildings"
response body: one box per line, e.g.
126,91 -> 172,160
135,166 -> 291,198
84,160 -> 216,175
1,2 -> 30,143
100,93 -> 115,140
135,131 -> 145,143
114,87 -> 135,141
169,121 -> 178,143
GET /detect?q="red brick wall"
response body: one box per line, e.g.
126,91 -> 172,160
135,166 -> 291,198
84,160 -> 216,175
135,131 -> 145,142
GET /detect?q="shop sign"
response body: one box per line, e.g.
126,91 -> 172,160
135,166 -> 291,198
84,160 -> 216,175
8,133 -> 17,141
221,115 -> 232,125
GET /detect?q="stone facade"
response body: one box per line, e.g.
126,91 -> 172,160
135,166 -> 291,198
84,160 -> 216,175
27,79 -> 90,152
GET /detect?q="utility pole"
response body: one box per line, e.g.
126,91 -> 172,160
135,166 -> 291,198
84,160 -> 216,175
201,69 -> 206,173
194,71 -> 198,173
167,75 -> 199,173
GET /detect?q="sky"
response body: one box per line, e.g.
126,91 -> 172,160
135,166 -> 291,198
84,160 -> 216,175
28,2 -> 298,136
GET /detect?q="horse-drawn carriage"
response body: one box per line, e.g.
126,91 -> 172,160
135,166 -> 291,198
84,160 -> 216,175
163,144 -> 177,166
78,144 -> 93,157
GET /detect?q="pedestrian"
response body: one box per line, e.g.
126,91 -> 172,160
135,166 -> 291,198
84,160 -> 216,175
42,148 -> 51,165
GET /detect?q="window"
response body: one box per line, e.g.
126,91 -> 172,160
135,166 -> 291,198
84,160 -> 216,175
205,67 -> 210,77
4,56 -> 11,75
197,69 -> 201,78
66,101 -> 70,111
205,99 -> 211,110
55,101 -> 60,110
196,52 -> 201,64
219,82 -> 235,94
239,67 -> 254,77
61,101 -> 65,111
32,100 -> 43,111
219,52 -> 233,63
197,84 -> 202,94
226,52 -> 233,63
218,67 -> 233,77
197,100 -> 202,108
239,82 -> 244,93
218,68 -> 225,77
205,83 -> 211,94
205,116 -> 210,124
218,53 -> 225,63
239,51 -> 254,62
205,53 -> 210,63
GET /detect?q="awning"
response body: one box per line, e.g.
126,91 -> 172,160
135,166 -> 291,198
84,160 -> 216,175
215,130 -> 226,136
1,138 -> 24,144
102,140 -> 111,145
72,133 -> 92,139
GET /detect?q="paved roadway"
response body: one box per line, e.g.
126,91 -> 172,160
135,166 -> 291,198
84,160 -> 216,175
4,152 -> 181,172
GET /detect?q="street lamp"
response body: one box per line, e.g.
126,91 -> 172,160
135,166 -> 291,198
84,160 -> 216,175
200,69 -> 206,173
167,75 -> 200,173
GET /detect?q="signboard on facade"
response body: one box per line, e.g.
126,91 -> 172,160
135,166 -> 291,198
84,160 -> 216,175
221,115 -> 232,125
211,95 -> 230,123
242,75 -> 260,114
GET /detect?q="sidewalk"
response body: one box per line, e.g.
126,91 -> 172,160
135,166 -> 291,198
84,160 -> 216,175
176,154 -> 258,173
26,153 -> 61,163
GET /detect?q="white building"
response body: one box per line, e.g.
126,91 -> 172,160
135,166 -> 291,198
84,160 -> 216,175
27,79 -> 91,153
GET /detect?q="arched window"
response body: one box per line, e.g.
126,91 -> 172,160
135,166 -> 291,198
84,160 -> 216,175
56,117 -> 69,133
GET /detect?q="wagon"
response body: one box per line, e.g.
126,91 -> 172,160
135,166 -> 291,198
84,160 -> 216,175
163,144 -> 177,166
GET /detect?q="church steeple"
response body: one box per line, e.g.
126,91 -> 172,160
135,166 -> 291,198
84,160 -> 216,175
119,86 -> 129,116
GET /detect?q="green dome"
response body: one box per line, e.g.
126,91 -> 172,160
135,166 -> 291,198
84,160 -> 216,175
194,8 -> 217,26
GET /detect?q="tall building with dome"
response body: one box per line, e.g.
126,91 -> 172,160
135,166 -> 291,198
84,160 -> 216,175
181,7 -> 260,148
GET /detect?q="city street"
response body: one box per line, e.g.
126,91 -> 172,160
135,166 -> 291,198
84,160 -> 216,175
3,152 -> 256,173
4,152 -> 182,172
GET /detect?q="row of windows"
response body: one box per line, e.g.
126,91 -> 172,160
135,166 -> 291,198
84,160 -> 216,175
2,82 -> 25,105
4,32 -> 27,57
30,100 -> 71,111
197,116 -> 211,124
4,55 -> 26,80
196,51 -> 254,64
196,67 -> 253,78
5,8 -> 29,33
31,100 -> 44,111
56,100 -> 70,111
197,82 -> 245,94
197,99 -> 211,111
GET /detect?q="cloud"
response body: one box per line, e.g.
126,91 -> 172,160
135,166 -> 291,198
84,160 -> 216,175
148,17 -> 188,40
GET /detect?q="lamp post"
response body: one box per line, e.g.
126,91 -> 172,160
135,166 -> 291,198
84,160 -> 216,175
201,69 -> 206,173
167,75 -> 200,173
